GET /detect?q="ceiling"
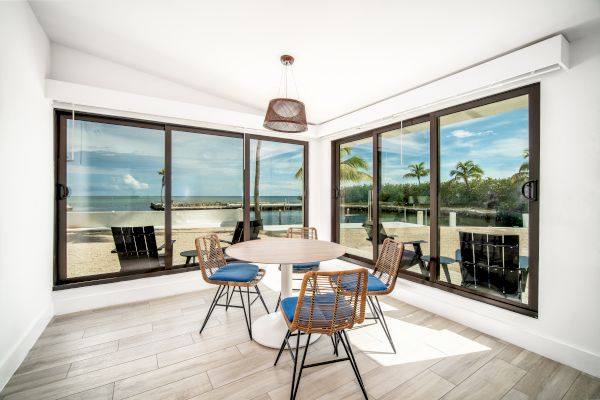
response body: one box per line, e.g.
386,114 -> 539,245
30,0 -> 600,124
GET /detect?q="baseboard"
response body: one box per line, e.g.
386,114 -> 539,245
391,278 -> 600,378
53,271 -> 210,315
0,302 -> 54,392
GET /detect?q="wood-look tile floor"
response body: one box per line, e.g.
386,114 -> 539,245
2,287 -> 599,400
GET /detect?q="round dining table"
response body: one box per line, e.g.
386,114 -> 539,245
225,237 -> 346,348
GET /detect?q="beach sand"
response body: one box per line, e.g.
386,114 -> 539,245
66,225 -> 528,304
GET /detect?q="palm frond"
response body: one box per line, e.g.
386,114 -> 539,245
342,155 -> 369,170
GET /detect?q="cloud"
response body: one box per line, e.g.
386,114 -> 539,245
122,174 -> 149,190
449,129 -> 494,138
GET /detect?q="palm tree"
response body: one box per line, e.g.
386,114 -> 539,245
254,141 -> 262,221
339,147 -> 372,183
294,147 -> 371,183
157,168 -> 165,204
449,160 -> 484,189
403,162 -> 430,185
511,149 -> 529,184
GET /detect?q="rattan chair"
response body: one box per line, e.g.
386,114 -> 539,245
361,238 -> 404,353
274,269 -> 369,400
195,234 -> 269,340
275,227 -> 320,312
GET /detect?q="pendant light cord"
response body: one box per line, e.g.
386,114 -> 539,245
290,64 -> 300,100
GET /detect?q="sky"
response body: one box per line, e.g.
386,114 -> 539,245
349,105 -> 529,186
67,122 -> 304,197
66,102 -> 528,197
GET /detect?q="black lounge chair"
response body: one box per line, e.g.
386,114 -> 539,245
458,231 -> 528,299
220,220 -> 262,246
362,221 -> 395,244
111,226 -> 171,271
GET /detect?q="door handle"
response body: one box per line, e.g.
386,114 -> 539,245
521,180 -> 537,201
56,184 -> 71,200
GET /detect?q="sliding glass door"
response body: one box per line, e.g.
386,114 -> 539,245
332,84 -> 539,315
171,129 -> 244,266
438,94 -> 533,305
56,111 -> 309,287
379,119 -> 431,279
249,137 -> 306,238
335,135 -> 374,260
60,117 -> 165,280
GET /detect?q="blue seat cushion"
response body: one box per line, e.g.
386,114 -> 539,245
209,263 -> 259,283
292,261 -> 320,270
281,294 -> 353,324
334,273 -> 388,292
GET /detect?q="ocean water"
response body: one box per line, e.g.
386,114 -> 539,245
68,196 -> 304,226
68,196 -> 302,212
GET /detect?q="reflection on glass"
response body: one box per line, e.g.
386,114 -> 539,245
339,137 -> 373,259
379,122 -> 431,278
66,120 -> 164,278
439,95 -> 530,304
250,139 -> 304,238
171,131 -> 243,265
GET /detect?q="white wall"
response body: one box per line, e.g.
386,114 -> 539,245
51,44 -> 262,116
309,31 -> 600,377
0,1 -> 54,390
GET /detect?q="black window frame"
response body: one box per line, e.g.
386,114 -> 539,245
54,109 -> 309,289
332,83 -> 540,317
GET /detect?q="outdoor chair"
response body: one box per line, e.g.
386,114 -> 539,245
110,226 -> 172,271
195,234 -> 269,340
219,219 -> 262,246
220,219 -> 262,260
362,221 -> 395,244
274,269 -> 369,400
458,232 -> 527,299
275,227 -> 319,311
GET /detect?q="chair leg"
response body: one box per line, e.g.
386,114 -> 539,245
237,286 -> 252,340
199,285 -> 224,335
338,331 -> 368,400
371,296 -> 396,353
225,286 -> 235,311
292,333 -> 312,400
275,293 -> 281,312
290,330 -> 301,400
247,286 -> 252,340
330,336 -> 339,356
275,330 -> 291,366
255,285 -> 270,314
366,294 -> 378,318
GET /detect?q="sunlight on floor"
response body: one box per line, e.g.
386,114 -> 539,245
348,319 -> 490,366
258,262 -> 490,367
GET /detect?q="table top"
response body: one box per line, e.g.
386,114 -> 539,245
225,238 -> 346,264
180,250 -> 197,257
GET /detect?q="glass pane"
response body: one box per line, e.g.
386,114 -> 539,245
339,137 -> 374,259
379,121 -> 431,278
439,95 -> 530,304
171,131 -> 243,266
250,139 -> 304,238
66,120 -> 165,278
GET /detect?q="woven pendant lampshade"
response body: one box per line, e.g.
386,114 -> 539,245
263,55 -> 308,133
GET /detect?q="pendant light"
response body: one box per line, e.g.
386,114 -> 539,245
263,55 -> 307,133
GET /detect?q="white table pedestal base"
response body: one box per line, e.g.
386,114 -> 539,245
253,263 -> 320,349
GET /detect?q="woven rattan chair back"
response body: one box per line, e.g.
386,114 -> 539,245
371,238 -> 404,294
286,227 -> 318,240
289,269 -> 368,335
195,234 -> 227,283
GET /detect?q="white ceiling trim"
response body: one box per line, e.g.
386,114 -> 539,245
317,35 -> 570,139
45,79 -> 316,139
